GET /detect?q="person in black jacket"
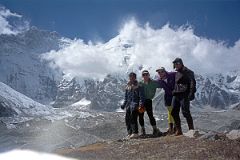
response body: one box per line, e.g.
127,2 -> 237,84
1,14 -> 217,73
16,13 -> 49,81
121,72 -> 145,139
171,58 -> 196,136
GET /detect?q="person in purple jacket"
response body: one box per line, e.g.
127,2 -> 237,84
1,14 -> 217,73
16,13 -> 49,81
156,67 -> 176,135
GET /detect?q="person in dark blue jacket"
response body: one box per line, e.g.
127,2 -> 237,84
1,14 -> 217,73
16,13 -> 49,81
121,72 -> 145,139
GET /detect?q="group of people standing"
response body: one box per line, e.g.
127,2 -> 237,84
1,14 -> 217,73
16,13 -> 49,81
121,58 -> 196,139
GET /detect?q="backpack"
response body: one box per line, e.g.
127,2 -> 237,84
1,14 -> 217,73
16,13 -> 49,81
185,68 -> 197,101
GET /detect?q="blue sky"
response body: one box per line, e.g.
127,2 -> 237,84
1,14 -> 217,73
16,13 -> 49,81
1,0 -> 240,45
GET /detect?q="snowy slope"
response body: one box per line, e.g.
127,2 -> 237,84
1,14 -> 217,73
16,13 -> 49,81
52,75 -> 126,111
194,73 -> 240,109
0,27 -> 64,104
0,82 -> 54,117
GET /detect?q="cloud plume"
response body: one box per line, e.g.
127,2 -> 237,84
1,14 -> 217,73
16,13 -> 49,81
43,19 -> 240,79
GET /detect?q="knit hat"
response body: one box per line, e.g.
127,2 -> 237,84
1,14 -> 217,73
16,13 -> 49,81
129,72 -> 137,78
172,58 -> 183,65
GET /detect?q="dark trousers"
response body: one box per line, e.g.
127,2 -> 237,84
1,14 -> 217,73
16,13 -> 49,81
125,107 -> 139,134
171,96 -> 194,129
139,99 -> 156,127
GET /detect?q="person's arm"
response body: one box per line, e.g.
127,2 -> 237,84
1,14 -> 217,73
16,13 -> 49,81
152,79 -> 162,89
138,85 -> 145,107
187,70 -> 196,99
121,89 -> 128,109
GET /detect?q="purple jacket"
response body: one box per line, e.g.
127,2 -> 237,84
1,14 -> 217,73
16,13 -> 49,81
158,72 -> 176,95
157,72 -> 176,106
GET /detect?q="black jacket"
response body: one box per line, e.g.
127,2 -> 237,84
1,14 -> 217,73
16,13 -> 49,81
173,66 -> 196,98
122,80 -> 145,111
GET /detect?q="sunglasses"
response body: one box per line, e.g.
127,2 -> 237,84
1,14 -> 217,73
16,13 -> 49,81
142,74 -> 149,76
157,71 -> 165,74
174,62 -> 182,65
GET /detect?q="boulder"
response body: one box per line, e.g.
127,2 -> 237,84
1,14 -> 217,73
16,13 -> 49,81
226,130 -> 240,140
232,103 -> 240,111
184,130 -> 202,138
198,131 -> 221,141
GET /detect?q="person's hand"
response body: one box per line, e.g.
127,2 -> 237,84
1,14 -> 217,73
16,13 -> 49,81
188,93 -> 195,101
172,91 -> 176,96
138,105 -> 145,113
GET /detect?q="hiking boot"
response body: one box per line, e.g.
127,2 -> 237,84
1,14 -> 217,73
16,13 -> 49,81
187,119 -> 194,130
123,134 -> 131,140
153,126 -> 161,136
167,123 -> 174,135
175,127 -> 183,136
129,133 -> 139,139
173,126 -> 176,133
140,127 -> 146,136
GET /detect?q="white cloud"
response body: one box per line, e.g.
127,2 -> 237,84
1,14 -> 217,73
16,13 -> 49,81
43,39 -> 125,79
43,19 -> 240,79
0,6 -> 29,35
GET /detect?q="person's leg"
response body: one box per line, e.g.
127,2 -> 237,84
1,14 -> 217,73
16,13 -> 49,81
131,109 -> 139,134
167,106 -> 175,124
167,106 -> 175,134
145,99 -> 160,135
129,109 -> 139,139
145,99 -> 156,126
138,112 -> 146,135
125,107 -> 132,135
171,96 -> 182,135
181,97 -> 194,130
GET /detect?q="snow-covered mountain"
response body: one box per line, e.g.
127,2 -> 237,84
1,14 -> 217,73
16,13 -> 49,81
0,26 -> 239,111
51,38 -> 240,111
194,72 -> 240,109
0,82 -> 54,117
52,75 -> 126,111
0,27 -> 64,104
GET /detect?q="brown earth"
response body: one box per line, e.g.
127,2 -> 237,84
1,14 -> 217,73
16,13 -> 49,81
55,135 -> 240,160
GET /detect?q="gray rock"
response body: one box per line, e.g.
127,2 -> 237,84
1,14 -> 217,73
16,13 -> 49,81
184,130 -> 202,138
0,101 -> 17,117
229,120 -> 240,130
198,131 -> 221,141
0,120 -> 7,130
226,130 -> 240,140
232,103 -> 240,111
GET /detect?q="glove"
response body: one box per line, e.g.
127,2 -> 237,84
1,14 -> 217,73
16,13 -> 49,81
138,105 -> 145,113
172,91 -> 176,96
121,104 -> 125,110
